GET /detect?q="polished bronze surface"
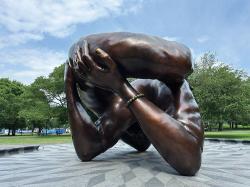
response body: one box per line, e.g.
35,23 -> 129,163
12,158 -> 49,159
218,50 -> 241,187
65,32 -> 204,176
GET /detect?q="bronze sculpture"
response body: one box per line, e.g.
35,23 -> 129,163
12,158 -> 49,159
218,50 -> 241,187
65,32 -> 204,176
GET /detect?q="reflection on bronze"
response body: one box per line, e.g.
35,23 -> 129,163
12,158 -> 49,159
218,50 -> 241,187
65,32 -> 204,176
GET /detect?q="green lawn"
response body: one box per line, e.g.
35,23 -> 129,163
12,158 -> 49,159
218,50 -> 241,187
0,134 -> 72,145
205,130 -> 250,140
0,130 -> 250,145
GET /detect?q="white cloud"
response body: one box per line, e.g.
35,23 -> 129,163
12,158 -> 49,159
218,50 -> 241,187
197,36 -> 209,43
0,0 -> 143,48
0,33 -> 44,48
0,48 -> 66,84
0,0 -> 144,84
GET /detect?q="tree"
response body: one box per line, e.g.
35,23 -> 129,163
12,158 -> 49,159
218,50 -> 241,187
18,80 -> 51,135
18,64 -> 70,134
0,78 -> 25,135
238,78 -> 250,125
188,52 -> 249,130
32,64 -> 68,126
34,64 -> 66,107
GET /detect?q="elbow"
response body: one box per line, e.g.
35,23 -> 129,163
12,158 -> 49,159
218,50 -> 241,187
75,147 -> 96,162
166,150 -> 202,176
78,152 -> 95,162
178,48 -> 193,78
180,145 -> 202,176
76,144 -> 104,162
182,55 -> 193,78
171,143 -> 202,176
73,140 -> 104,162
178,160 -> 201,176
177,150 -> 202,176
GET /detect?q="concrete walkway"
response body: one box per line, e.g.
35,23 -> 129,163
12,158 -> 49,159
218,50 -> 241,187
0,141 -> 250,187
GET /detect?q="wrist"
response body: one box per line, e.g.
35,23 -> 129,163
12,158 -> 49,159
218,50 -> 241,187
126,93 -> 145,107
116,80 -> 138,101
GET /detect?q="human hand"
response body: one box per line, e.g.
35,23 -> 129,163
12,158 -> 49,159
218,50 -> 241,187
70,40 -> 125,93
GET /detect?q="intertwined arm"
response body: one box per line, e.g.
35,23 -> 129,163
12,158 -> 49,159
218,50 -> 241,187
65,63 -> 135,161
115,79 -> 203,176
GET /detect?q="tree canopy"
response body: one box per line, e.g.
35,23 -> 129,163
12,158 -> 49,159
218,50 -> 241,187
0,78 -> 26,135
0,64 -> 68,135
188,52 -> 250,129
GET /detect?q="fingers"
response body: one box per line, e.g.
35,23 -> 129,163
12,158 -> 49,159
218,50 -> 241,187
75,69 -> 88,81
76,46 -> 82,62
83,39 -> 89,56
66,59 -> 72,68
81,40 -> 106,71
72,45 -> 80,69
73,41 -> 107,73
73,44 -> 90,71
95,48 -> 116,70
72,53 -> 78,69
64,60 -> 74,84
81,40 -> 98,71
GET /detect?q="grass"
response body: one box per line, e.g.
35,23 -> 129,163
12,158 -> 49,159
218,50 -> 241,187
0,134 -> 72,145
205,130 -> 250,140
1,130 -> 250,145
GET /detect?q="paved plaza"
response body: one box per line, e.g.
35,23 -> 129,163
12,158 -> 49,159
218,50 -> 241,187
0,141 -> 250,187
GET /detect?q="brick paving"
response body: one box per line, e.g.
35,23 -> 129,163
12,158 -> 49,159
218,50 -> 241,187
0,141 -> 250,187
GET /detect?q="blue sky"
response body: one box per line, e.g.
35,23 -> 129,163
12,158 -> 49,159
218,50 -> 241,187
0,0 -> 249,84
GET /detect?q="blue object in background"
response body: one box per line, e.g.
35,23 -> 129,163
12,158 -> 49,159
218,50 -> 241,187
56,128 -> 66,135
41,128 -> 66,135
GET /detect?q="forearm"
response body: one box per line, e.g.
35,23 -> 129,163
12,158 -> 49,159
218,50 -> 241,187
65,64 -> 135,159
84,33 -> 193,83
66,83 -> 135,157
66,73 -> 106,160
117,81 -> 196,142
117,81 -> 202,175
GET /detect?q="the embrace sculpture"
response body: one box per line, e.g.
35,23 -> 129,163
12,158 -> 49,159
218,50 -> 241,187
65,32 -> 204,176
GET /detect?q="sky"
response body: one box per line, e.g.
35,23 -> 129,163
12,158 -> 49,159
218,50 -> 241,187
0,0 -> 250,84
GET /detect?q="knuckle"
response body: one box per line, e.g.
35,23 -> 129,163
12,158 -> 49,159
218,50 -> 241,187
102,54 -> 109,59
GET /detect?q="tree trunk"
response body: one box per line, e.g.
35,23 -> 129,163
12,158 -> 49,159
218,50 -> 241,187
218,122 -> 223,131
8,128 -> 10,136
38,127 -> 42,136
11,128 -> 16,136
